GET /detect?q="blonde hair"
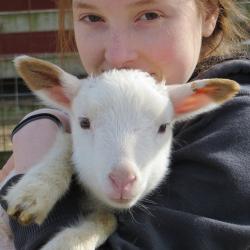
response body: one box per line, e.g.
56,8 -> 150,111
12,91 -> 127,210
56,0 -> 249,61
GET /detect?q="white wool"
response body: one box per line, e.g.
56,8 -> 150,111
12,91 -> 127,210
70,70 -> 173,208
6,59 -> 238,249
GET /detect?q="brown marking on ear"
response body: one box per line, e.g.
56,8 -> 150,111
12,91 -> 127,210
191,79 -> 240,103
15,57 -> 61,92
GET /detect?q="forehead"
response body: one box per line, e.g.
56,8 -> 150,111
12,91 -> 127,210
72,0 -> 189,10
74,70 -> 171,120
73,0 -> 159,7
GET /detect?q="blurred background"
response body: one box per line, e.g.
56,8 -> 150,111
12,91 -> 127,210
0,0 -> 86,165
0,0 -> 249,166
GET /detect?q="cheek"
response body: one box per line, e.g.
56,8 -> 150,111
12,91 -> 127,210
74,24 -> 103,74
151,25 -> 202,84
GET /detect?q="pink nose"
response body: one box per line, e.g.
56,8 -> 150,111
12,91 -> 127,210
109,168 -> 136,195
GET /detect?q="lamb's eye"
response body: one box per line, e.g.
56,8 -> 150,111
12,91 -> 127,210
79,117 -> 91,129
158,124 -> 167,133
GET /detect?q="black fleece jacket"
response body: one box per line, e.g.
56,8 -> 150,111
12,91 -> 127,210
1,58 -> 250,250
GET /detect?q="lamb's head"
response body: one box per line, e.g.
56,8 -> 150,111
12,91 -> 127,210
14,56 -> 240,209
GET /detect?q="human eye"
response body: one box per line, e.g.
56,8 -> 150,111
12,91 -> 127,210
136,11 -> 162,22
79,14 -> 104,23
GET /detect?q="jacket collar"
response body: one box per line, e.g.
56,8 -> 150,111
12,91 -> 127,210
191,53 -> 250,80
194,58 -> 250,80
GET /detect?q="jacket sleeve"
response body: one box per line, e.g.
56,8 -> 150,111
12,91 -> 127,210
0,175 -> 83,250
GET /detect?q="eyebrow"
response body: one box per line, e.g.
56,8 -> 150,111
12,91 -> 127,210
73,1 -> 98,10
73,0 -> 157,10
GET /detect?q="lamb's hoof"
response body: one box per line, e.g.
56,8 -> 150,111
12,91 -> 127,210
5,183 -> 50,225
7,202 -> 38,225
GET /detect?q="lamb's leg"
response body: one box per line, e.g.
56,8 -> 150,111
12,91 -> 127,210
4,130 -> 73,225
41,210 -> 117,250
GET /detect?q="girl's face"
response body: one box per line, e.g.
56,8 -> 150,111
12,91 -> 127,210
73,0 -> 216,84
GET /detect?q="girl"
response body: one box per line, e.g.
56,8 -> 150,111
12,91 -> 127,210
1,0 -> 250,249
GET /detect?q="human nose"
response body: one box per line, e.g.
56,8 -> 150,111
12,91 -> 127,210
104,29 -> 138,69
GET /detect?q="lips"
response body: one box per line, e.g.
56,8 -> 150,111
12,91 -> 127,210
111,198 -> 132,204
108,193 -> 135,202
108,192 -> 136,206
108,196 -> 135,209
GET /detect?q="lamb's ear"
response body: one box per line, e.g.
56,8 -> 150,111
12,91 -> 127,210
14,55 -> 81,111
167,78 -> 240,122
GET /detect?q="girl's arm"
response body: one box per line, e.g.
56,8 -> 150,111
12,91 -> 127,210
0,108 -> 70,183
0,108 -> 70,250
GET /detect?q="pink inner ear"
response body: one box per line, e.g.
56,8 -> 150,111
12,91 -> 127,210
174,93 -> 212,114
45,85 -> 71,107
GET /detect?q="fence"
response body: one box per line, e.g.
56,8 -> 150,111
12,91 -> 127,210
0,52 -> 85,168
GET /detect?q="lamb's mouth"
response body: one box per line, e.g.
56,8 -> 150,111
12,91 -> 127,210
111,198 -> 132,203
108,196 -> 137,209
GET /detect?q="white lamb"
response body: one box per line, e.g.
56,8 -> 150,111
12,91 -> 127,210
4,56 -> 239,250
